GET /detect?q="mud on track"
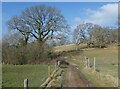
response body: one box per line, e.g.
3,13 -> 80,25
64,64 -> 94,87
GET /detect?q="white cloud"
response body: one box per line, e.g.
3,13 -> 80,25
71,17 -> 84,31
73,17 -> 85,25
85,3 -> 118,27
73,17 -> 81,24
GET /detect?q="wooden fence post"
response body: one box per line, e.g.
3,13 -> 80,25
88,58 -> 90,68
93,57 -> 96,72
24,79 -> 28,89
84,56 -> 87,68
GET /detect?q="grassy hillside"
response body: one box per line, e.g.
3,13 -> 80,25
53,44 -> 86,52
82,48 -> 118,76
54,44 -> 118,87
53,44 -> 77,52
2,64 -> 54,87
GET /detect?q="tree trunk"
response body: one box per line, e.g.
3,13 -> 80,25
24,37 -> 28,46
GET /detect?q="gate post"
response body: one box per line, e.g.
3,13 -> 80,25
24,79 -> 28,89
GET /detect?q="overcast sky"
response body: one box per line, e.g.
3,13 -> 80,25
2,2 -> 118,37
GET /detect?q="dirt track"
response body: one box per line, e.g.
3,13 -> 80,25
64,64 -> 93,87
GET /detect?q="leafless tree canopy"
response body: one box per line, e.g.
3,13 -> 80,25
7,5 -> 67,46
73,23 -> 118,48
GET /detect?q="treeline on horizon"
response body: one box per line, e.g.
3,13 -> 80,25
2,4 -> 118,65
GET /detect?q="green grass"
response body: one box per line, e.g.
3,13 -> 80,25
81,48 -> 118,77
53,44 -> 86,52
53,44 -> 77,52
54,44 -> 118,87
54,44 -> 118,77
2,64 -> 54,87
2,44 -> 118,87
64,48 -> 118,86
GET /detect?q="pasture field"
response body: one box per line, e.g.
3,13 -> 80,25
53,44 -> 86,52
54,44 -> 118,87
2,44 -> 118,87
2,64 -> 54,87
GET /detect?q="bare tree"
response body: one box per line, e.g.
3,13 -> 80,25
7,16 -> 31,46
73,23 -> 95,49
73,22 -> 117,48
74,24 -> 86,45
7,5 -> 67,46
110,29 -> 118,43
91,26 -> 111,48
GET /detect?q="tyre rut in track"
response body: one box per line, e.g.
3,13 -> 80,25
64,64 -> 94,87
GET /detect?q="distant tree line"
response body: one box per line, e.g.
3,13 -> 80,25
73,23 -> 118,49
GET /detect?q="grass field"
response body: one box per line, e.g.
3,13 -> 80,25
54,44 -> 118,87
2,64 -> 54,87
81,49 -> 117,86
2,44 -> 118,87
82,48 -> 118,77
53,44 -> 86,52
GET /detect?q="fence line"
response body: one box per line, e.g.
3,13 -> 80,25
84,56 -> 96,72
93,57 -> 96,72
